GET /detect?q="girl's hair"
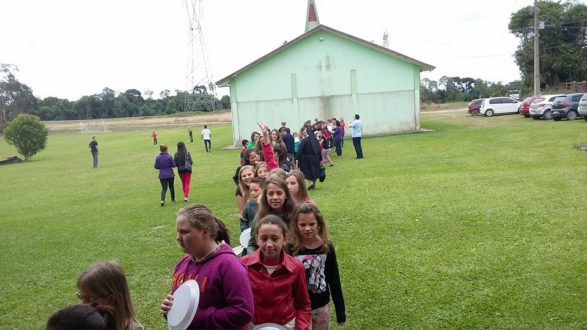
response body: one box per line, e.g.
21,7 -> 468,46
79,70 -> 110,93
257,176 -> 296,222
175,141 -> 187,165
286,170 -> 309,203
238,165 -> 254,200
268,167 -> 287,180
272,143 -> 287,164
255,214 -> 289,239
254,162 -> 268,177
242,149 -> 258,166
177,204 -> 231,245
76,261 -> 141,330
290,202 -> 330,255
250,131 -> 260,141
159,144 -> 168,153
270,129 -> 283,144
46,304 -> 116,330
248,177 -> 265,189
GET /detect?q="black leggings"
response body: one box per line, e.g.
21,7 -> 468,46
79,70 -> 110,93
160,178 -> 175,202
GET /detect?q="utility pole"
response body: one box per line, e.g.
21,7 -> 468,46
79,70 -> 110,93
533,0 -> 540,95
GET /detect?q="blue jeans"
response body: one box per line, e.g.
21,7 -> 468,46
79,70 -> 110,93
91,151 -> 98,168
334,138 -> 342,156
352,137 -> 363,159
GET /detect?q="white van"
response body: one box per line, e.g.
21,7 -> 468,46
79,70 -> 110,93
479,97 -> 521,117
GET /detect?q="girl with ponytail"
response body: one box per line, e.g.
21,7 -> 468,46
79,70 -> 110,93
160,204 -> 253,329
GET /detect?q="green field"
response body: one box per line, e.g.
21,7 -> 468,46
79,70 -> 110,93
1,113 -> 586,329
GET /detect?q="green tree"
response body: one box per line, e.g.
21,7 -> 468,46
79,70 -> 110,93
0,65 -> 37,132
509,1 -> 587,89
4,114 -> 48,160
220,95 -> 231,109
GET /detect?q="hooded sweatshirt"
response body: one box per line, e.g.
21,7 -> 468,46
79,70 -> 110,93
171,243 -> 254,330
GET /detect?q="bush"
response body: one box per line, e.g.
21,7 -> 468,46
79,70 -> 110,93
4,114 -> 48,160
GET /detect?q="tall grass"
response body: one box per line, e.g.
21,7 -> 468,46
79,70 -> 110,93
0,114 -> 585,329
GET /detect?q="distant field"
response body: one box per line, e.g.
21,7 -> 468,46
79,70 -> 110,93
1,112 -> 586,329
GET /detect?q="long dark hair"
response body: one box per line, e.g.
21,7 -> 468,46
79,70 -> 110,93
289,202 -> 330,255
174,141 -> 188,166
46,304 -> 117,330
256,176 -> 296,223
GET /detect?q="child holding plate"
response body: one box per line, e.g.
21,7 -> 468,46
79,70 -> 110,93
160,204 -> 254,330
287,202 -> 346,329
241,215 -> 311,330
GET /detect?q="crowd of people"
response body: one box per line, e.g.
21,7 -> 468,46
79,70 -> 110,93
66,116 -> 365,329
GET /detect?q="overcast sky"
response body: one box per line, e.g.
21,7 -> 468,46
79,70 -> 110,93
2,0 -> 580,100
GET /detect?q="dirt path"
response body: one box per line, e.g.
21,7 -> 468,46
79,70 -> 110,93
45,112 -> 232,131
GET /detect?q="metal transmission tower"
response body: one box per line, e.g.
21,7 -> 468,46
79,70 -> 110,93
184,0 -> 217,112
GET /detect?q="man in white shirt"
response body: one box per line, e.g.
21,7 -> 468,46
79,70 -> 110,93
201,125 -> 212,152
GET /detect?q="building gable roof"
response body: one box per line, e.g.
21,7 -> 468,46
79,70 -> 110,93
216,24 -> 434,87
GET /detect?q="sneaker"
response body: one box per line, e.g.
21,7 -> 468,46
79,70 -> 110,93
184,197 -> 189,202
160,201 -> 165,207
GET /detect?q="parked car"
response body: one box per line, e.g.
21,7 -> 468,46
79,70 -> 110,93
467,99 -> 484,116
529,94 -> 565,120
575,93 -> 587,121
519,95 -> 540,117
551,93 -> 585,121
479,97 -> 521,117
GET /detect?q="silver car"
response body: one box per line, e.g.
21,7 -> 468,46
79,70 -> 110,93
577,93 -> 587,121
529,94 -> 565,120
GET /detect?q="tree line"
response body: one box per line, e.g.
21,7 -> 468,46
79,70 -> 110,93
0,65 -> 230,132
420,76 -> 522,103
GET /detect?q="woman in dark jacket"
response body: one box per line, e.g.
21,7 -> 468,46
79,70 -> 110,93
295,128 -> 322,190
154,144 -> 176,206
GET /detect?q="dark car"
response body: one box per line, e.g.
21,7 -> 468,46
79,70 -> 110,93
467,99 -> 484,116
519,95 -> 540,117
551,93 -> 585,121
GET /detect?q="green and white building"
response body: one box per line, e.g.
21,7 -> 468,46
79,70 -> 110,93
217,0 -> 434,145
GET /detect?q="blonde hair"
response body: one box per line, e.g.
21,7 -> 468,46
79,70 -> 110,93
159,144 -> 168,152
77,261 -> 141,330
289,202 -> 330,255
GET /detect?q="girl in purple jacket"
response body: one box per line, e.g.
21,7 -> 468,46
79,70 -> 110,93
160,204 -> 254,329
154,144 -> 176,207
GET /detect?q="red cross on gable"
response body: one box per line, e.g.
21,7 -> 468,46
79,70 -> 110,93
308,4 -> 317,22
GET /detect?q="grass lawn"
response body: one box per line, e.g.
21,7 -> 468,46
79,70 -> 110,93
1,113 -> 586,329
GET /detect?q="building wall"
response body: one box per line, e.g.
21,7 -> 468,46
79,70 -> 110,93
229,29 -> 422,144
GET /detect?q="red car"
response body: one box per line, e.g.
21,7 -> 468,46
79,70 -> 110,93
519,95 -> 540,117
467,99 -> 484,116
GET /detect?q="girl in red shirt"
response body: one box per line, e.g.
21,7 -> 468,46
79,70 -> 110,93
241,215 -> 311,330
